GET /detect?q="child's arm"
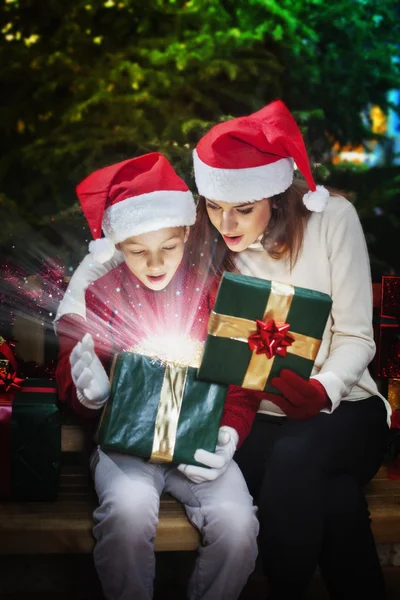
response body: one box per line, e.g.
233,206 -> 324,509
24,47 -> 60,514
70,332 -> 110,411
206,278 -> 263,448
55,314 -> 101,419
177,386 -> 263,484
55,283 -> 114,418
220,385 -> 264,448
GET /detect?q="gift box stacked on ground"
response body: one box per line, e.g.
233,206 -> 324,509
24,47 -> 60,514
371,276 -> 400,476
372,276 -> 400,410
197,273 -> 332,393
0,337 -> 61,501
98,347 -> 228,467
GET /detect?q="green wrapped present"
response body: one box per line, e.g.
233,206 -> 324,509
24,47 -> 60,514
0,379 -> 61,501
197,273 -> 332,392
97,351 -> 227,466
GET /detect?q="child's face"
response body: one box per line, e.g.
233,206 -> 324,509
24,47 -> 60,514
118,227 -> 189,291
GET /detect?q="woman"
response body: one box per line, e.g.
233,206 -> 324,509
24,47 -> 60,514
180,100 -> 390,599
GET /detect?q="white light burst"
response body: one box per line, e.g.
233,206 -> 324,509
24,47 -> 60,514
131,334 -> 205,368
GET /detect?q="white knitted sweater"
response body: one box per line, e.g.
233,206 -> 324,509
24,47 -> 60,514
235,195 -> 390,423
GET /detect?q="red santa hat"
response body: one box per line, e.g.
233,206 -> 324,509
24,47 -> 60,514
76,152 -> 196,263
193,100 -> 329,212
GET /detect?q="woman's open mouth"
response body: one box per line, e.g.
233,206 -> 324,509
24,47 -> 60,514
223,235 -> 244,246
147,274 -> 167,284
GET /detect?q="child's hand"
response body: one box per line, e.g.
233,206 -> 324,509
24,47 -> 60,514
70,333 -> 110,409
178,426 -> 239,484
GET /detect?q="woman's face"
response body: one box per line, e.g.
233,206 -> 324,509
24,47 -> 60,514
205,198 -> 271,252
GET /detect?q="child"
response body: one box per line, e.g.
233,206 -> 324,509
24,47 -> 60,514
57,152 -> 259,600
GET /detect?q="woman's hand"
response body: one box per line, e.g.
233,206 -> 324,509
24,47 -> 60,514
70,333 -> 110,409
178,426 -> 239,484
270,369 -> 329,420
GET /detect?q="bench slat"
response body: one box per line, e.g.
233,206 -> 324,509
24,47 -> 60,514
0,492 -> 199,554
1,428 -> 399,553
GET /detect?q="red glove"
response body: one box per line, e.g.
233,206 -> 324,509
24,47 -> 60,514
269,369 -> 330,420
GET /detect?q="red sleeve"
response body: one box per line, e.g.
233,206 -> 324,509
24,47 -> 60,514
55,314 -> 102,420
208,276 -> 221,311
85,284 -> 115,366
220,385 -> 265,447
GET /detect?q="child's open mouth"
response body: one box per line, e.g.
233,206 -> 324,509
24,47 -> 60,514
147,274 -> 167,284
222,235 -> 244,246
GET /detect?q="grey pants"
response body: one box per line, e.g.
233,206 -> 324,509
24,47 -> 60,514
91,448 -> 259,600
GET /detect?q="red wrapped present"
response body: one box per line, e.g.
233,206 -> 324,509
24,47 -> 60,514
0,337 -> 61,501
381,276 -> 400,320
372,317 -> 400,378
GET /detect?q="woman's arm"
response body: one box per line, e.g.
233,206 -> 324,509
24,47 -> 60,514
54,251 -> 123,326
312,203 -> 375,410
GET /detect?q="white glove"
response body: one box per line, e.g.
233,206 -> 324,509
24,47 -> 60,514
177,426 -> 239,484
70,333 -> 110,409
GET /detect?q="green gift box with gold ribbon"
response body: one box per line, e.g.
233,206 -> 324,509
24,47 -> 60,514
97,352 -> 227,466
0,379 -> 61,501
197,273 -> 332,392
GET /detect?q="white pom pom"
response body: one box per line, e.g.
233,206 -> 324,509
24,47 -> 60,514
303,185 -> 329,212
88,238 -> 116,263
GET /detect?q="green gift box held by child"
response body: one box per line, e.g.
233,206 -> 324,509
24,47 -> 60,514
55,153 -> 260,600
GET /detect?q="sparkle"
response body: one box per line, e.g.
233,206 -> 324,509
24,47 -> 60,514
131,334 -> 204,368
176,290 -> 181,296
116,287 -> 121,292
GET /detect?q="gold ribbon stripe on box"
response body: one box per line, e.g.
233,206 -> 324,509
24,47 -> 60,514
102,354 -> 188,464
149,364 -> 188,463
208,281 -> 321,390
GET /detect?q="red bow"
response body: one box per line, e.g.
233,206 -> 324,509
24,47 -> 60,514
248,319 -> 294,359
0,375 -> 23,394
0,337 -> 23,393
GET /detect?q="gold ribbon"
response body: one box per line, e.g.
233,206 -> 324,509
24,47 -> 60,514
208,281 -> 321,390
149,364 -> 188,463
388,378 -> 400,412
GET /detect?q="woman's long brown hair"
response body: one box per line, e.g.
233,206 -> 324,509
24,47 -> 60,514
186,179 -> 316,279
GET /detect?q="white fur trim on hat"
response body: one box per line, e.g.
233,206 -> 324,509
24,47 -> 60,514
88,238 -> 116,264
102,190 -> 196,245
302,185 -> 329,212
193,150 -> 294,203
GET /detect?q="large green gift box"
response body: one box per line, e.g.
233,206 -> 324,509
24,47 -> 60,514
197,273 -> 332,392
97,352 -> 227,466
0,379 -> 61,501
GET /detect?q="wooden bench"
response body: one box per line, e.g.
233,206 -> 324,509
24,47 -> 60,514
0,424 -> 399,555
0,424 -> 200,554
